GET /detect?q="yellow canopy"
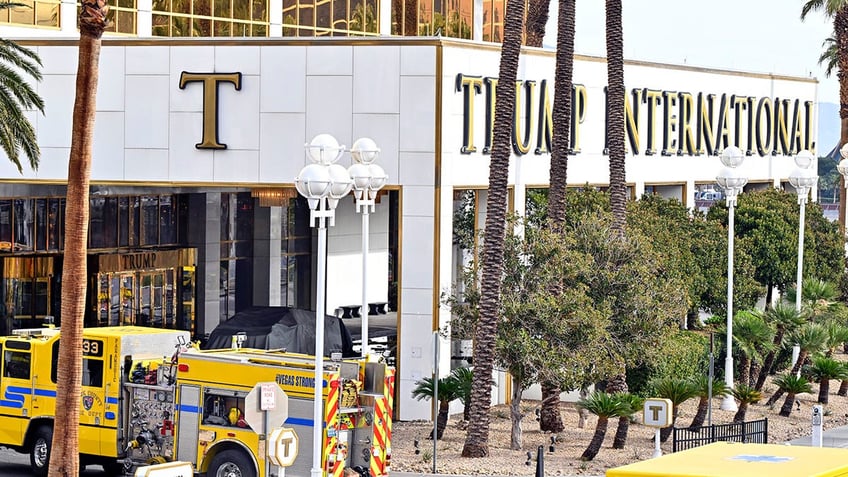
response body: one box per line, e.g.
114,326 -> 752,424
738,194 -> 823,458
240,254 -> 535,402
606,442 -> 848,477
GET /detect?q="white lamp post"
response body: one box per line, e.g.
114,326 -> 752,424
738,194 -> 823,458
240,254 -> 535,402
716,145 -> 747,412
348,137 -> 388,358
837,144 -> 848,243
789,150 -> 818,313
295,134 -> 353,477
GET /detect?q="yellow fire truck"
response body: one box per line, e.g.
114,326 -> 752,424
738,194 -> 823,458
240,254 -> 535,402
0,326 -> 394,477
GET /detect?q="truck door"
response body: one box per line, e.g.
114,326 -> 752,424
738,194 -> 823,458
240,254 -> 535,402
0,340 -> 33,446
79,338 -> 107,456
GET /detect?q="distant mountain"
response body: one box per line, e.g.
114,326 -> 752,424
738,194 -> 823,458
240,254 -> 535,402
818,102 -> 839,157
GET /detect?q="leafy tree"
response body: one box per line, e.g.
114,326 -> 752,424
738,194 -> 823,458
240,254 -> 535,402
731,384 -> 762,423
49,0 -> 108,476
461,0 -> 525,457
650,377 -> 698,443
807,355 -> 847,404
773,373 -> 813,417
576,391 -> 627,461
689,377 -> 730,429
411,375 -> 461,440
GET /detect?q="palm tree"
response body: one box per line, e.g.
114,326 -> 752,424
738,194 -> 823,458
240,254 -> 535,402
837,362 -> 848,396
688,376 -> 730,429
732,310 -> 774,387
48,1 -> 108,476
0,37 -> 44,172
808,355 -> 847,404
603,0 -> 630,449
576,391 -> 627,461
539,0 -> 577,435
802,0 -> 848,236
612,393 -> 643,449
652,377 -> 698,443
824,321 -> 848,357
412,375 -> 462,439
524,0 -> 550,47
774,373 -> 813,417
755,303 -> 805,391
731,384 -> 762,423
461,0 -> 525,458
767,322 -> 827,406
451,366 -> 474,421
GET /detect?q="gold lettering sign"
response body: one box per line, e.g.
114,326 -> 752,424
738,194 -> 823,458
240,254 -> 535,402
179,72 -> 242,150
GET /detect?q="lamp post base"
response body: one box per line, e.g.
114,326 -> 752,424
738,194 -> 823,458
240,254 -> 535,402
720,394 -> 737,412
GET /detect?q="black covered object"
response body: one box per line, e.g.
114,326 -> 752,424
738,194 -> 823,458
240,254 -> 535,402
203,307 -> 355,357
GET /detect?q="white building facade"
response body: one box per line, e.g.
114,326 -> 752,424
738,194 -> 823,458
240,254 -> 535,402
0,37 -> 818,420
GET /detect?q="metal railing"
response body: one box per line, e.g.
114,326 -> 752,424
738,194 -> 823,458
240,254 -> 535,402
672,418 -> 768,452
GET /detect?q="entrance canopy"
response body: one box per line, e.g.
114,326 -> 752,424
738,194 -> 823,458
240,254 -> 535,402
203,307 -> 355,357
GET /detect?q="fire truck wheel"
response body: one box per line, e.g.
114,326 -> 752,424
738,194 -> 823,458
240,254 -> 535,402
208,449 -> 256,477
29,425 -> 52,477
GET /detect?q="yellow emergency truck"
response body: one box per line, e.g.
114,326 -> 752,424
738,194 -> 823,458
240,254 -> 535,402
0,326 -> 394,477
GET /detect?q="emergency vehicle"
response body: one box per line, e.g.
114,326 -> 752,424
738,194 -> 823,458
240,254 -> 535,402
0,326 -> 394,477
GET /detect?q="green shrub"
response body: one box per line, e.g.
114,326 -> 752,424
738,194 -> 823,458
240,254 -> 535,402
627,330 -> 709,395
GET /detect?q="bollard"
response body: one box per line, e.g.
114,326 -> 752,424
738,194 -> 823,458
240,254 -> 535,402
535,445 -> 544,477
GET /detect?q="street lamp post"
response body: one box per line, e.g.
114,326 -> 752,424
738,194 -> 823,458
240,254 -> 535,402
716,146 -> 747,412
790,150 -> 818,313
348,138 -> 387,358
295,134 -> 353,477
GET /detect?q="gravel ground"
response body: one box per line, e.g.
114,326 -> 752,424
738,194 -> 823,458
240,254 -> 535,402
390,376 -> 848,476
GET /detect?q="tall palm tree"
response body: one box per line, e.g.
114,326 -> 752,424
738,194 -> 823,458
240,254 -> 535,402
731,384 -> 762,423
808,355 -> 847,404
755,303 -> 805,391
774,373 -> 813,417
48,1 -> 109,476
0,36 -> 44,172
539,0 -> 577,434
461,0 -> 525,458
412,375 -> 462,439
524,0 -> 550,47
576,391 -> 627,461
802,0 -> 848,236
652,377 -> 698,443
688,376 -> 730,429
732,310 -> 774,387
766,322 -> 827,406
604,0 -> 630,449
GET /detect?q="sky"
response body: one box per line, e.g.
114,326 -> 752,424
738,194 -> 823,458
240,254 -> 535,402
543,0 -> 838,104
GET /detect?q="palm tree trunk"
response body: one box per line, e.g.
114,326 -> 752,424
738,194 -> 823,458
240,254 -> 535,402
605,0 -> 626,235
689,397 -> 708,429
580,415 -> 608,461
607,372 -> 628,449
430,401 -> 450,440
733,402 -> 748,423
461,0 -> 525,459
48,2 -> 107,476
524,0 -> 550,47
659,406 -> 677,443
755,328 -> 785,391
539,383 -> 564,432
790,350 -> 808,375
836,8 -> 848,237
780,392 -> 797,417
819,379 -> 830,404
748,360 -> 761,387
766,388 -> 784,407
509,379 -> 523,450
838,379 -> 848,396
738,355 -> 750,388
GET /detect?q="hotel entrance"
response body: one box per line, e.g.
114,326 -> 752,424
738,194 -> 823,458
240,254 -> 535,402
93,249 -> 196,334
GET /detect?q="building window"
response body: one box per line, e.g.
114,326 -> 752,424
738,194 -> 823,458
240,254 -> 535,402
220,192 -> 253,320
280,196 -> 312,309
152,0 -> 269,37
102,0 -> 138,34
481,0 -> 503,42
282,0 -> 378,36
0,0 -> 60,28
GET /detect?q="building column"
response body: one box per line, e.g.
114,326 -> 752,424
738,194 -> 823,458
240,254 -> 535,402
270,0 -> 283,36
60,0 -> 77,34
253,204 -> 283,306
473,0 -> 483,41
187,193 -> 223,338
137,0 -> 153,36
379,0 -> 391,35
